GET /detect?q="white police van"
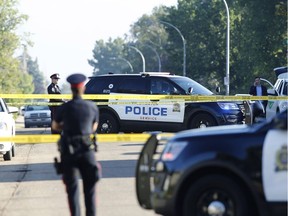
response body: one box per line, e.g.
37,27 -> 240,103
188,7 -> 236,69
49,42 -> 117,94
85,72 -> 245,133
266,66 -> 288,119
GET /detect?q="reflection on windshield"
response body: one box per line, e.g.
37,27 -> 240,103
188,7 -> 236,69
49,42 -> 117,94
170,77 -> 213,95
26,106 -> 50,111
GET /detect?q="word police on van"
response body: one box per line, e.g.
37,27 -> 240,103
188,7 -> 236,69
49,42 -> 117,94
85,72 -> 245,133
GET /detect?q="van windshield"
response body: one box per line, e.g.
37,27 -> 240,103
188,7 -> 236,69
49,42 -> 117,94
170,77 -> 213,95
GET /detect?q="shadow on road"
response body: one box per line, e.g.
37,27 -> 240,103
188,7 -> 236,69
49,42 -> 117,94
0,159 -> 137,182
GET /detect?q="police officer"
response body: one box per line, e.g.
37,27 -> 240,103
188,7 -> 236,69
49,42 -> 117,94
52,73 -> 100,216
249,76 -> 268,121
47,73 -> 63,134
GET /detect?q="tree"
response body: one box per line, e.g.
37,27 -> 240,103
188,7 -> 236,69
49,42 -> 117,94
161,0 -> 287,94
88,37 -> 128,75
230,0 -> 287,93
0,0 -> 30,95
27,56 -> 46,93
87,1 -> 287,95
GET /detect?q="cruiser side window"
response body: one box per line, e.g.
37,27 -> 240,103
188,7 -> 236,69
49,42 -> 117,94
150,79 -> 179,95
117,78 -> 148,94
85,77 -> 119,94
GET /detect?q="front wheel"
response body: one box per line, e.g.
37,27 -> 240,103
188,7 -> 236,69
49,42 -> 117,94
189,113 -> 217,129
3,149 -> 12,161
12,145 -> 16,157
97,113 -> 119,133
183,175 -> 249,216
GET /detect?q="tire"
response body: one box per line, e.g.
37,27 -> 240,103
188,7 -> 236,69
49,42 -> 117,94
12,145 -> 15,157
183,175 -> 249,216
97,113 -> 119,133
3,149 -> 12,161
189,113 -> 217,129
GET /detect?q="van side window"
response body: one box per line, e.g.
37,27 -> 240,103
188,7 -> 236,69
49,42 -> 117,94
282,82 -> 287,95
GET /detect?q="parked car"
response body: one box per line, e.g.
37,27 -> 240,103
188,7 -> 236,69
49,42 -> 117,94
136,110 -> 287,216
0,98 -> 18,161
24,105 -> 51,128
85,72 -> 246,133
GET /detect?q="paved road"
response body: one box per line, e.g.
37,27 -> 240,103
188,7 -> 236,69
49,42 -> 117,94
0,116 -> 158,216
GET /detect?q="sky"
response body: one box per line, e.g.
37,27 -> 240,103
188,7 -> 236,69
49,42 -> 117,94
18,0 -> 178,85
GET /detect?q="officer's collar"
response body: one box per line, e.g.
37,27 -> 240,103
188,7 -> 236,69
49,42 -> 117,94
72,95 -> 82,100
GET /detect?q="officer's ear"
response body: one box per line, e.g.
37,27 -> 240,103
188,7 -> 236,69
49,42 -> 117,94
80,85 -> 86,93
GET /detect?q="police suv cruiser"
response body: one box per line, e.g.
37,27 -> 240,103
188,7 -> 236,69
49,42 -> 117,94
136,110 -> 287,216
85,72 -> 245,133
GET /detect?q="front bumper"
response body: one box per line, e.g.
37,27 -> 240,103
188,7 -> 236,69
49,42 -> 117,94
216,110 -> 245,125
0,142 -> 12,154
150,172 -> 179,216
25,118 -> 51,127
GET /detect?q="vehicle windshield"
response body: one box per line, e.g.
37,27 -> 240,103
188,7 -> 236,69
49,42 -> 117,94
170,77 -> 213,95
26,105 -> 49,111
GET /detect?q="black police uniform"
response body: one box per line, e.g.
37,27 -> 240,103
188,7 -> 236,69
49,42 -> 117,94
47,73 -> 63,134
55,74 -> 100,216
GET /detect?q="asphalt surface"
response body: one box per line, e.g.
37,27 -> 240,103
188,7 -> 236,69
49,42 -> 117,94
0,116 -> 158,216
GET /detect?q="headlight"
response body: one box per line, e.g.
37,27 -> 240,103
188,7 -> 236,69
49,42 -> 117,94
161,141 -> 188,161
217,102 -> 239,110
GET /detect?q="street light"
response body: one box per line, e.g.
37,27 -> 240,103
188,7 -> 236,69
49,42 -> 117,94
144,44 -> 161,72
160,20 -> 186,77
110,57 -> 134,73
221,0 -> 230,95
127,45 -> 146,72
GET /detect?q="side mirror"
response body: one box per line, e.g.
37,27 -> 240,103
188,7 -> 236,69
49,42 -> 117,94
8,106 -> 19,114
188,87 -> 193,94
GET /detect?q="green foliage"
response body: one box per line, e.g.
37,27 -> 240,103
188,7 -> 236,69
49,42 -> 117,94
0,0 -> 30,96
87,1 -> 287,95
88,37 -> 129,75
26,57 -> 46,93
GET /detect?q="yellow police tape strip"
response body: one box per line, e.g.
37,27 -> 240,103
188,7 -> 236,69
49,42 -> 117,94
1,93 -> 287,102
0,133 -> 174,143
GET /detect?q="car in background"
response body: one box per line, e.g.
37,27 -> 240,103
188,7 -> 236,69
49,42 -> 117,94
0,98 -> 18,161
24,105 -> 51,128
136,110 -> 287,216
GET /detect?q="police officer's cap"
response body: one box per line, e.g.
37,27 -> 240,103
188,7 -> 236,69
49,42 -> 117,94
50,73 -> 60,79
67,73 -> 87,88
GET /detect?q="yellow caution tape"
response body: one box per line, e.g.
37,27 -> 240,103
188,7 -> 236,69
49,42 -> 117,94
1,93 -> 288,101
0,133 -> 174,144
2,94 -> 288,109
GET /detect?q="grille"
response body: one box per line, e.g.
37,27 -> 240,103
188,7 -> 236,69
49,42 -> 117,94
238,103 -> 245,113
30,113 -> 48,118
39,113 -> 48,118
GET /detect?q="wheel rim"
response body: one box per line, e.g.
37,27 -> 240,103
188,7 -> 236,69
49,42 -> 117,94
100,121 -> 111,133
196,190 -> 234,216
199,121 -> 208,128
